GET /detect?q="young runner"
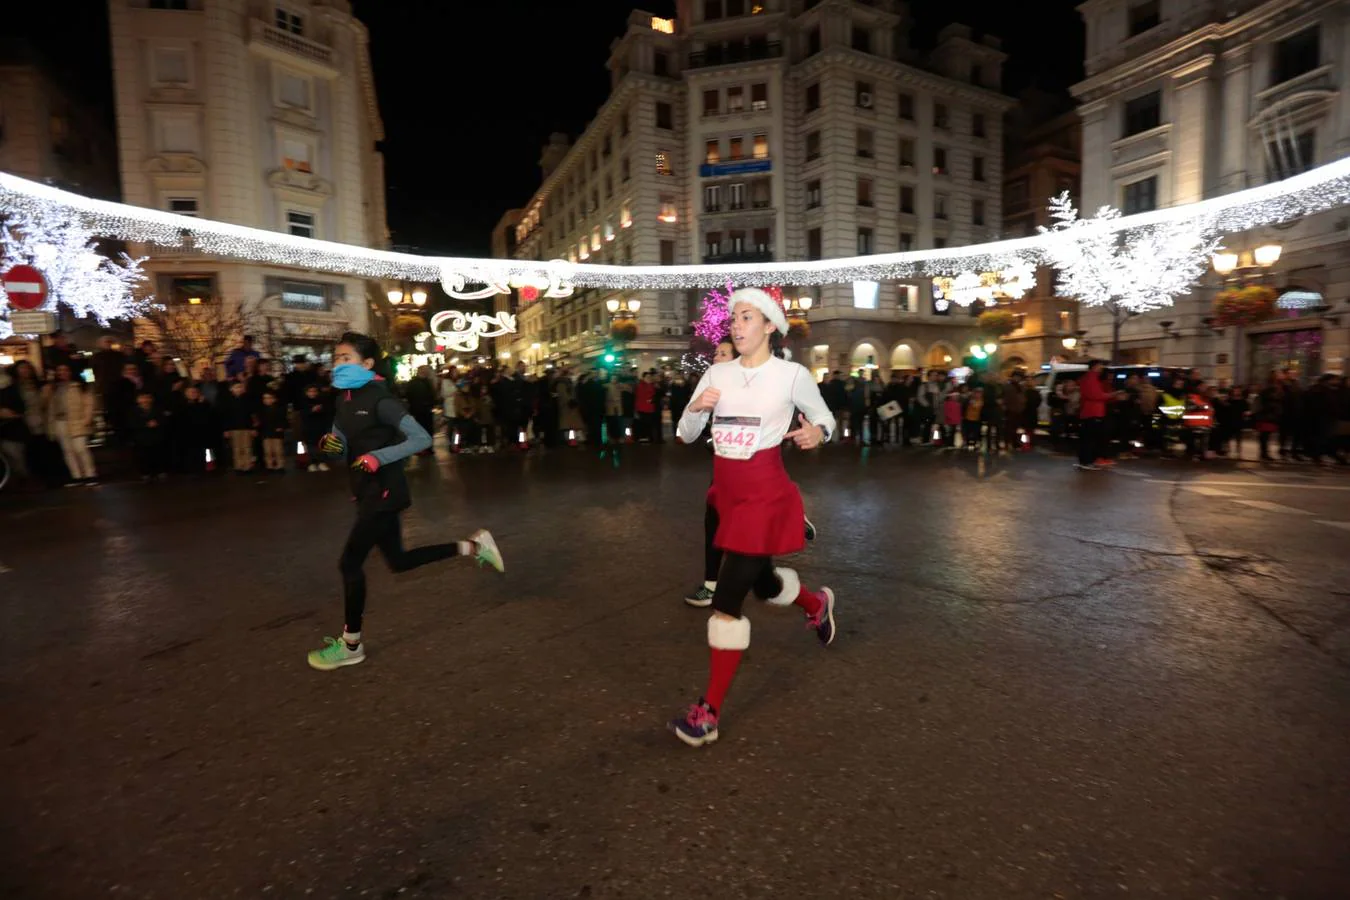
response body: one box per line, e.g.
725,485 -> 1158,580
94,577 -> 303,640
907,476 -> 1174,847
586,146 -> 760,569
684,338 -> 818,608
307,332 -> 505,671
669,288 -> 837,747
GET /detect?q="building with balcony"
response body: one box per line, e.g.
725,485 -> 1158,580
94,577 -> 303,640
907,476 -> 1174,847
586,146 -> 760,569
506,1 -> 1016,378
107,0 -> 389,369
998,91 -> 1081,371
1073,0 -> 1350,380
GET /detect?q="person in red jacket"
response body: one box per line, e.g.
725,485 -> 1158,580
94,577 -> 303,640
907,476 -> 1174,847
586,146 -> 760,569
1076,360 -> 1113,471
635,371 -> 658,442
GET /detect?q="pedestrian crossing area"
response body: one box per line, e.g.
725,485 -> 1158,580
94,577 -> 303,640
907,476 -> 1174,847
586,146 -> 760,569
1118,471 -> 1350,530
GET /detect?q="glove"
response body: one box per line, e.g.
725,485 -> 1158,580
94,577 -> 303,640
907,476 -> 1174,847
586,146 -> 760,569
320,433 -> 344,455
352,453 -> 380,473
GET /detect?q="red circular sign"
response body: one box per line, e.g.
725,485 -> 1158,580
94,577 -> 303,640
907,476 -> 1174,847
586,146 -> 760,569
520,286 -> 539,302
2,264 -> 49,310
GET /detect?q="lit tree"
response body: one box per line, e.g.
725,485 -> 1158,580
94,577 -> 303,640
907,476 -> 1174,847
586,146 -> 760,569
684,281 -> 735,374
1040,192 -> 1219,362
0,206 -> 153,339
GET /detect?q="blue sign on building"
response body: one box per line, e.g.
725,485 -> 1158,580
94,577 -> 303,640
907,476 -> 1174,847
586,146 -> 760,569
698,159 -> 773,178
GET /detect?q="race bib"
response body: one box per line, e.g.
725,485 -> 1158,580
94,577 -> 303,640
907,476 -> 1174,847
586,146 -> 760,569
712,416 -> 762,460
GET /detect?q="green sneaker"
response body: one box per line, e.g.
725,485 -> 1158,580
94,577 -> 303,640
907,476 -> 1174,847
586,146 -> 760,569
307,636 -> 365,671
471,529 -> 505,573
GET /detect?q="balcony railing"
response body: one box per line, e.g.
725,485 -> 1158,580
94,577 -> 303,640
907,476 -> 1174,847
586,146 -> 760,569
703,250 -> 774,264
248,18 -> 335,69
688,40 -> 782,69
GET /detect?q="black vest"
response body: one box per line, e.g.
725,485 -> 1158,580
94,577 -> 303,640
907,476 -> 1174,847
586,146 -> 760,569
334,381 -> 410,514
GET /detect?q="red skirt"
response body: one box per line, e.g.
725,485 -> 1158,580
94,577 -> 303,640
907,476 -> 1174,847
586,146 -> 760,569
710,448 -> 805,557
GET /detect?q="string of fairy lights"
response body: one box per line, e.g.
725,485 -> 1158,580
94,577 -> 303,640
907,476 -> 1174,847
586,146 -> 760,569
1,155 -> 1349,303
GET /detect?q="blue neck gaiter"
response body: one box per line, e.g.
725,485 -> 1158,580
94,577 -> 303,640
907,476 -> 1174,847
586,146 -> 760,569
333,364 -> 376,390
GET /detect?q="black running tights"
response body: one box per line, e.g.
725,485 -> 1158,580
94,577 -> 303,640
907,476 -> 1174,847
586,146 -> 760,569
340,511 -> 461,633
704,503 -> 722,582
710,551 -> 781,619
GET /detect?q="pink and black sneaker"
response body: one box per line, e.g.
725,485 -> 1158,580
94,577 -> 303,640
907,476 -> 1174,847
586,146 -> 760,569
669,699 -> 719,747
805,587 -> 836,647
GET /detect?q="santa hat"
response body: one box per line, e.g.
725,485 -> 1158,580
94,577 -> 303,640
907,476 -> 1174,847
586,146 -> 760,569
728,287 -> 789,336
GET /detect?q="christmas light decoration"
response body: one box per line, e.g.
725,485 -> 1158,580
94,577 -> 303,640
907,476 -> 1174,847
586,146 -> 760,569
0,205 -> 152,339
693,281 -> 734,346
1040,192 -> 1219,314
427,310 -> 517,354
2,155 -> 1349,292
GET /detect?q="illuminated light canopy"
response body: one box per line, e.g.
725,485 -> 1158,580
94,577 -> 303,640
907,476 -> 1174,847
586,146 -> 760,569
427,310 -> 517,354
1276,290 -> 1323,309
931,261 -> 1035,308
3,157 -> 1350,294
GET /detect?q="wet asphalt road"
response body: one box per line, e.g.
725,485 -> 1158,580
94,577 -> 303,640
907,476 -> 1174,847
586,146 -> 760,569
3,444 -> 1349,899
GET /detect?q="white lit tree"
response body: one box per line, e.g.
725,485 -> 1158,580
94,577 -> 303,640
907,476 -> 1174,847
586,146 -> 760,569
1040,192 -> 1219,362
0,206 -> 153,340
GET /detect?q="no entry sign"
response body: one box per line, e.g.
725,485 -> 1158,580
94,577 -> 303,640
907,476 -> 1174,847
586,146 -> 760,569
2,264 -> 49,310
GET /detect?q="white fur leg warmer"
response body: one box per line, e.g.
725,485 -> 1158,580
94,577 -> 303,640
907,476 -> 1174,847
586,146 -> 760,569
762,567 -> 801,607
707,615 -> 751,650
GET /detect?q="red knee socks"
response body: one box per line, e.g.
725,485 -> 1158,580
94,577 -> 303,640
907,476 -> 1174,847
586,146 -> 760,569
705,648 -> 743,713
793,584 -> 823,617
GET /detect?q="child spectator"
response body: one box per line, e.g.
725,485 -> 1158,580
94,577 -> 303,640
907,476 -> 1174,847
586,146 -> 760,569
256,390 -> 289,473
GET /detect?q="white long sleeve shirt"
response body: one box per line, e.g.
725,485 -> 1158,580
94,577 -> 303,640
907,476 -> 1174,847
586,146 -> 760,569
677,356 -> 836,455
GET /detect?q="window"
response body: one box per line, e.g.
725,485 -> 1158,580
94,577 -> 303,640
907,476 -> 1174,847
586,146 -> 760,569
852,280 -> 879,307
705,139 -> 721,164
856,228 -> 874,255
972,198 -> 986,226
149,0 -> 190,8
727,0 -> 744,15
591,226 -> 602,251
620,112 -> 630,137
659,195 -> 678,222
973,156 -> 985,182
1122,176 -> 1157,214
656,102 -> 673,129
286,210 -> 315,238
806,179 -> 821,209
1123,91 -> 1161,137
623,244 -> 633,265
751,83 -> 768,111
933,103 -> 949,129
935,194 -> 948,220
278,72 -> 310,110
660,239 -> 675,265
1059,311 -> 1072,331
857,178 -> 873,207
899,93 -> 914,120
729,136 -> 744,160
807,228 -> 822,260
655,151 -> 672,175
654,52 -> 669,77
279,280 -> 328,311
167,197 -> 198,216
856,81 -> 874,108
1128,0 -> 1161,37
972,113 -> 986,138
805,131 -> 821,161
1266,130 -> 1315,181
729,182 -> 746,209
274,6 -> 303,34
728,230 -> 746,254
156,112 -> 199,153
1274,27 -> 1320,85
705,231 -> 723,257
727,86 -> 745,113
163,274 -> 214,305
604,175 -> 613,199
933,147 -> 949,176
899,185 -> 915,214
899,232 -> 914,252
751,180 -> 770,208
851,26 -> 871,53
805,83 -> 820,112
807,27 -> 821,56
589,151 -> 597,173
704,0 -> 723,19
753,228 -> 770,254
621,156 -> 630,181
703,90 -> 720,116
705,185 -> 722,212
152,47 -> 190,85
899,138 -> 915,168
856,128 -> 874,158
752,133 -> 768,159
970,65 -> 983,87
281,137 -> 312,173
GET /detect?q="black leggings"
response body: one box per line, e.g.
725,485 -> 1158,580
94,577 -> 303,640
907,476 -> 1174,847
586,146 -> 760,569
704,503 -> 722,582
340,511 -> 461,633
711,552 -> 782,619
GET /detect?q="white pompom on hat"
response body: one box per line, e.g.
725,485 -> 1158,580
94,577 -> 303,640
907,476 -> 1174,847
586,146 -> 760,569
728,287 -> 789,336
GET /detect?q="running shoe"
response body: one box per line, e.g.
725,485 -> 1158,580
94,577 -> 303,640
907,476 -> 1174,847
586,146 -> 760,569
806,587 -> 836,647
804,515 -> 817,542
684,585 -> 715,608
307,636 -> 365,671
471,529 -> 505,573
669,699 -> 719,747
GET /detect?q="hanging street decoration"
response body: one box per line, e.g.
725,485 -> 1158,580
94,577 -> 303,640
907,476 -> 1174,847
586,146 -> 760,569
426,310 -> 517,354
930,259 -> 1037,309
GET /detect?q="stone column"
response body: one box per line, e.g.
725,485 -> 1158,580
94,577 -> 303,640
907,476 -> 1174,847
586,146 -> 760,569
1169,55 -> 1215,206
1076,99 -> 1111,210
1219,45 -> 1252,193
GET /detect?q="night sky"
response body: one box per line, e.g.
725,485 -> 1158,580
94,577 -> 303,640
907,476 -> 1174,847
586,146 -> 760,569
14,0 -> 1083,256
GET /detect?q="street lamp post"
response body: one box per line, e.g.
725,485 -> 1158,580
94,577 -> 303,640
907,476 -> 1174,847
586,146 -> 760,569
779,293 -> 813,361
606,297 -> 641,365
1210,240 -> 1281,384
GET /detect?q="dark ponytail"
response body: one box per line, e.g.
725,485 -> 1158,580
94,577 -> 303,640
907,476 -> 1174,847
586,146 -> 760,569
337,331 -> 389,379
770,331 -> 786,359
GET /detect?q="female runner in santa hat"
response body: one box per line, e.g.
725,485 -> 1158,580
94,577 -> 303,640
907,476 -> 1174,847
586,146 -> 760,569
684,337 -> 818,607
669,288 -> 837,747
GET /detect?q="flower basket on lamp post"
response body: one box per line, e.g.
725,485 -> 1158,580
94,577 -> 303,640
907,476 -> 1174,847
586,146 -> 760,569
977,309 -> 1017,340
610,319 -> 638,341
1212,285 -> 1277,327
787,317 -> 810,340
